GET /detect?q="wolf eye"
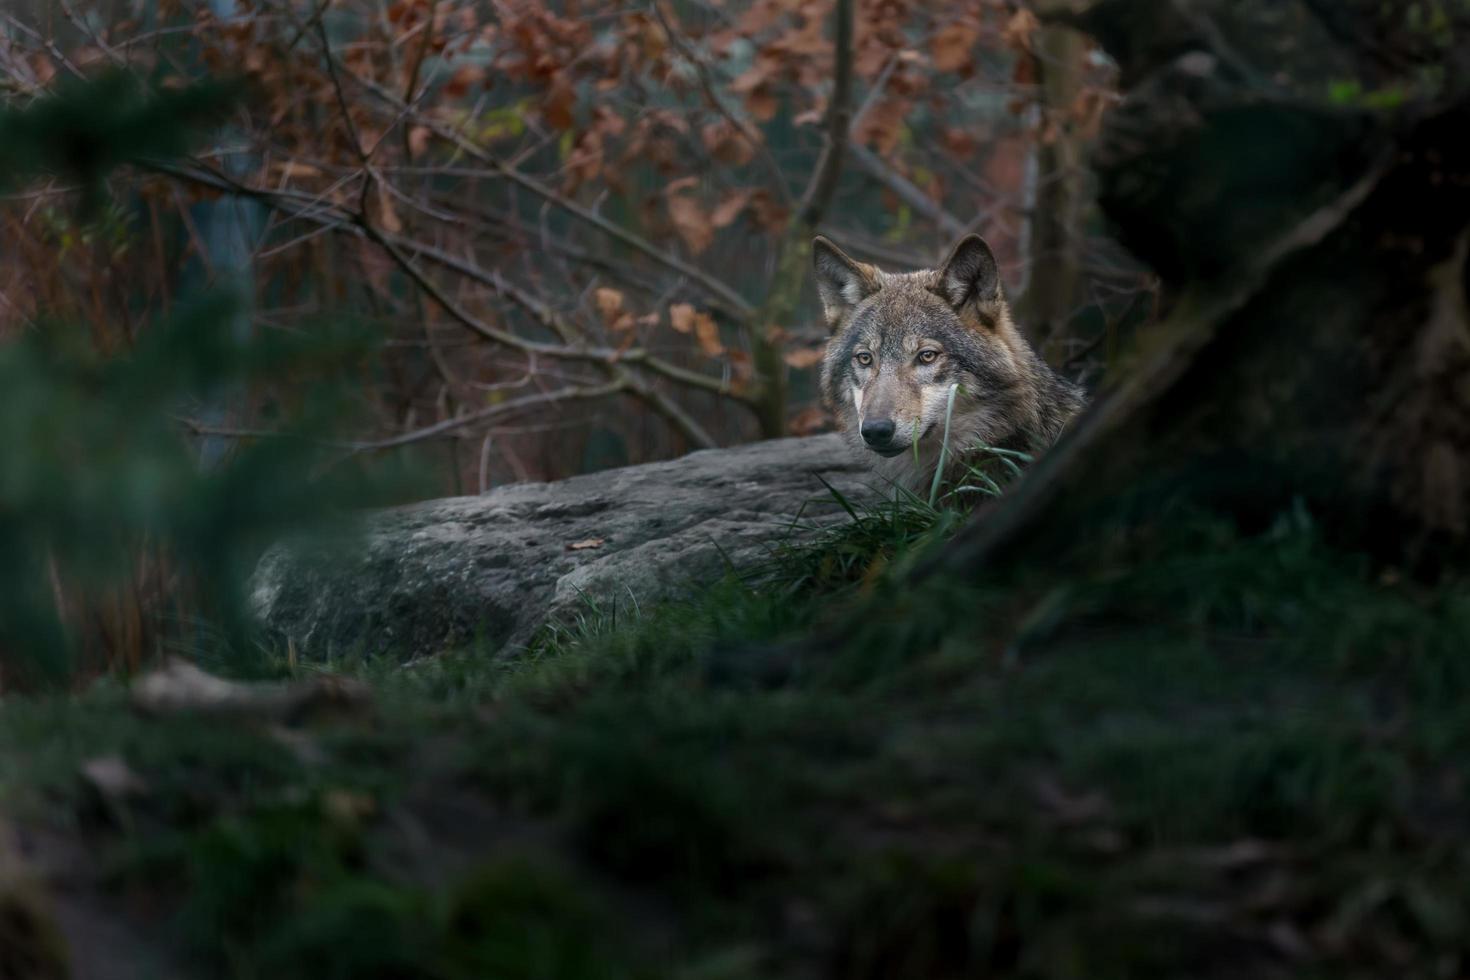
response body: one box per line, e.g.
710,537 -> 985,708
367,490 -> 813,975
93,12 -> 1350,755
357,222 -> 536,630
854,351 -> 873,367
917,349 -> 940,365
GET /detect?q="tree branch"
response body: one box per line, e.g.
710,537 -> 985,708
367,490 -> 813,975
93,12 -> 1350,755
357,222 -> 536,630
153,161 -> 755,405
345,72 -> 757,320
796,0 -> 855,228
847,143 -> 968,238
343,380 -> 629,453
650,0 -> 792,206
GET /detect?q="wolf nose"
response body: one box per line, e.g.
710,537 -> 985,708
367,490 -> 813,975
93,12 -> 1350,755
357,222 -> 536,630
860,418 -> 896,447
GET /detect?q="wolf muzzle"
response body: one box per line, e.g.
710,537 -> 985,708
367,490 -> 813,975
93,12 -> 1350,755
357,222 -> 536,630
860,418 -> 906,456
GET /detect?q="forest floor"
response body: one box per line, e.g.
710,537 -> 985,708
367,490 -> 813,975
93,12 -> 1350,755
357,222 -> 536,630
2,492 -> 1469,979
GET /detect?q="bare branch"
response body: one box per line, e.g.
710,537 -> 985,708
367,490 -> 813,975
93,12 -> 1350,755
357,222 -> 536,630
344,380 -> 629,453
346,72 -> 757,320
650,0 -> 791,206
846,143 -> 968,238
154,161 -> 755,404
796,0 -> 855,228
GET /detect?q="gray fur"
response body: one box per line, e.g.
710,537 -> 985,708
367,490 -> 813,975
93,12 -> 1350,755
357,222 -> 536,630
813,234 -> 1086,491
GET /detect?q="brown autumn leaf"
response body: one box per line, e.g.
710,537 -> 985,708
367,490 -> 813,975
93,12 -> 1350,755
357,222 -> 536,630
30,52 -> 56,85
594,286 -> 625,321
568,537 -> 604,550
782,346 -> 826,369
702,120 -> 756,167
729,59 -> 771,96
793,106 -> 829,127
711,189 -> 755,229
931,21 -> 978,73
855,39 -> 891,79
941,125 -> 977,159
1002,8 -> 1040,53
667,189 -> 714,255
854,97 -> 910,156
693,311 -> 724,356
745,86 -> 779,123
408,125 -> 432,159
726,348 -> 753,388
276,160 -> 322,179
443,64 -> 485,99
669,302 -> 696,333
748,189 -> 790,233
543,76 -> 576,130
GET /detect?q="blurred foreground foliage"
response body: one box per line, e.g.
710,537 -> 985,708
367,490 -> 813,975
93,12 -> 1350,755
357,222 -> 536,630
4,498 -> 1470,978
0,73 -> 391,686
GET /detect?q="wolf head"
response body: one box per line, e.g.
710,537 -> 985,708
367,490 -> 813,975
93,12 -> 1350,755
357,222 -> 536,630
814,234 -> 1081,489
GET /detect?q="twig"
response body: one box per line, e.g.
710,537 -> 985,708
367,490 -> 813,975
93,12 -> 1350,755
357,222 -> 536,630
346,71 -> 756,319
796,0 -> 854,227
343,379 -> 627,452
847,143 -> 968,238
153,160 -> 753,405
650,0 -> 791,205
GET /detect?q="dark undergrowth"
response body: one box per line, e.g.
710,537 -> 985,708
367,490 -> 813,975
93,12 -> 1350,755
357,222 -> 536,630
3,493 -> 1470,979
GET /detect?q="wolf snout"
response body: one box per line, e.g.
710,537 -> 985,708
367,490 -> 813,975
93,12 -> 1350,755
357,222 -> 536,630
860,418 -> 897,449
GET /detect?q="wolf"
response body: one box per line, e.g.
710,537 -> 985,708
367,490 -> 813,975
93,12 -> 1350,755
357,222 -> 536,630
813,234 -> 1085,492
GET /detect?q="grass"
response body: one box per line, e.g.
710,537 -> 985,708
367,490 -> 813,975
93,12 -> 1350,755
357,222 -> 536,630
2,456 -> 1469,977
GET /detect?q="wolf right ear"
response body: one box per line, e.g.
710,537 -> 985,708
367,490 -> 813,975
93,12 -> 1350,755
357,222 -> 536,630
811,237 -> 879,330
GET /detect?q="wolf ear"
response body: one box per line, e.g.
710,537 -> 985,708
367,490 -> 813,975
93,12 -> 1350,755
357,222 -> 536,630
812,236 -> 879,329
934,234 -> 1002,315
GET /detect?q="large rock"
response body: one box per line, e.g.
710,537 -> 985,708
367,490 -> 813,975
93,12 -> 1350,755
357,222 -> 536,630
251,434 -> 878,659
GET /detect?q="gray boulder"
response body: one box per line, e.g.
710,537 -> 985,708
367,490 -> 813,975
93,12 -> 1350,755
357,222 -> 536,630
251,434 -> 879,659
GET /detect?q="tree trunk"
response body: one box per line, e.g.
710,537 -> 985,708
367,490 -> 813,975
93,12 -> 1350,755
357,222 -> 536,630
942,0 -> 1470,574
1018,24 -> 1088,357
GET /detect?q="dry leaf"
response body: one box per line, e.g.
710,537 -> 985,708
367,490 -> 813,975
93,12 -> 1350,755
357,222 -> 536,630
667,191 -> 714,254
783,346 -> 826,369
702,120 -> 756,166
693,312 -> 724,356
543,76 -> 576,130
277,161 -> 322,179
594,286 -> 625,321
711,189 -> 755,229
745,87 -> 779,123
568,537 -> 605,550
408,125 -> 432,159
669,302 -> 696,333
726,348 -> 753,388
931,21 -> 978,73
132,659 -> 372,724
792,105 -> 825,127
442,64 -> 485,99
1002,8 -> 1040,52
854,97 -> 910,156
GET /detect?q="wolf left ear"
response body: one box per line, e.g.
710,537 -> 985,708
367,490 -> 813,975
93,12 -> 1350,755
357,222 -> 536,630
934,234 -> 1002,314
812,236 -> 880,330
